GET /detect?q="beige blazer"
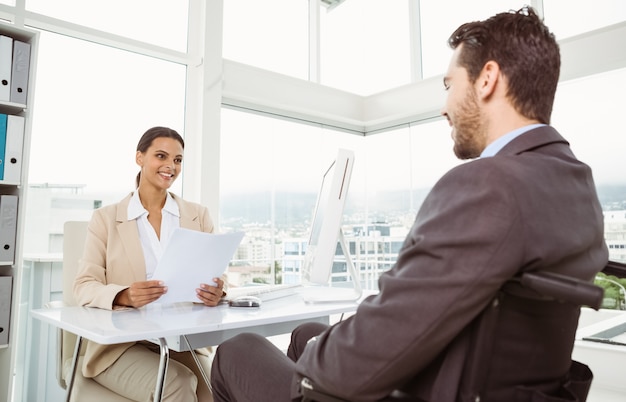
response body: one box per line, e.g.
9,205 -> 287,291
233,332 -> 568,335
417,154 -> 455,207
73,192 -> 214,377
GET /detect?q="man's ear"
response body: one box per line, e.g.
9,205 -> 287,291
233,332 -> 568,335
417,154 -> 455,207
476,60 -> 500,99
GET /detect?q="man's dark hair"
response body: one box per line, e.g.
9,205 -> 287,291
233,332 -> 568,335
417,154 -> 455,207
448,6 -> 560,124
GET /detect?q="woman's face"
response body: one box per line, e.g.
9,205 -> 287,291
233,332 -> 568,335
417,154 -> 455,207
136,137 -> 183,191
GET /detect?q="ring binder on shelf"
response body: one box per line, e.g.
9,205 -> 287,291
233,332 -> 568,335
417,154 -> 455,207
10,39 -> 30,105
0,114 -> 6,180
0,195 -> 18,265
0,276 -> 11,346
0,35 -> 12,102
2,115 -> 24,183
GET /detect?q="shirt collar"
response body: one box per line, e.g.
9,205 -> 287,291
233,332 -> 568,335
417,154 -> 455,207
128,191 -> 146,220
480,123 -> 545,158
163,192 -> 180,218
127,191 -> 180,221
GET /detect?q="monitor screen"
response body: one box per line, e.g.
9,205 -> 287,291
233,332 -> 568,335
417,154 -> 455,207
302,148 -> 354,285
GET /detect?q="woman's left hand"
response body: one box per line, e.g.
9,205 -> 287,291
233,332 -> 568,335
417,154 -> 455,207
196,277 -> 225,306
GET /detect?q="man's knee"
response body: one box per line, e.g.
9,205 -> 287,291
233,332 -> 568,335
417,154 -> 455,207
211,333 -> 268,401
213,333 -> 265,377
288,322 -> 329,361
292,322 -> 328,342
216,333 -> 267,360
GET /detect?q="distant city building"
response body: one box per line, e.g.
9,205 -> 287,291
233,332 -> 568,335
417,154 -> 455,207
282,224 -> 406,289
23,186 -> 626,287
282,238 -> 307,285
24,184 -> 104,254
226,265 -> 273,287
604,210 -> 626,263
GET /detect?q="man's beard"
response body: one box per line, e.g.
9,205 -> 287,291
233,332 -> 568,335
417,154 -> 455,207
452,88 -> 485,160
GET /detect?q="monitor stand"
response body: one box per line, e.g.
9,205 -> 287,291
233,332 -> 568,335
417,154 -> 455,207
299,229 -> 363,304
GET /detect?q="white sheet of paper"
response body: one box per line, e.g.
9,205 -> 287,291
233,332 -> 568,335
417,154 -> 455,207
151,229 -> 244,304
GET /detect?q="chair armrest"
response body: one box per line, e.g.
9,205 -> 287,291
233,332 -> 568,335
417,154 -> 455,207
44,300 -> 66,309
300,378 -> 348,402
520,271 -> 603,310
299,378 -> 415,402
602,260 -> 626,278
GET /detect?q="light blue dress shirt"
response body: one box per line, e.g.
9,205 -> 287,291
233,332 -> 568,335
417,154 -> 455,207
480,124 -> 546,158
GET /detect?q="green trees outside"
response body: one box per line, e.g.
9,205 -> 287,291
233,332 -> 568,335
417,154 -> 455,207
596,272 -> 626,310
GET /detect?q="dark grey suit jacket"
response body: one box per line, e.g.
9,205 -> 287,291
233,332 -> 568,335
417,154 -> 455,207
292,126 -> 608,401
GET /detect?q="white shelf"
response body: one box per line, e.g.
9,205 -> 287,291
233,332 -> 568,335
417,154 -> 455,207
0,20 -> 38,402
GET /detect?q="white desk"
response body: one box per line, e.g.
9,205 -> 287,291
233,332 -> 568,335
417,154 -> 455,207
573,308 -> 626,401
31,294 -> 359,402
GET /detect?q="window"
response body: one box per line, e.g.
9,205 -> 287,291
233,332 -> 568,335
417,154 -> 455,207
543,0 -> 626,40
319,0 -> 410,95
419,0 -> 529,79
26,0 -> 189,51
24,31 -> 185,253
552,68 -> 626,262
362,127 -> 413,228
219,107 -> 364,285
552,69 -> 626,191
223,0 -> 309,80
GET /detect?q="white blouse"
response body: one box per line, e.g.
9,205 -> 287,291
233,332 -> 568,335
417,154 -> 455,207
127,191 -> 180,279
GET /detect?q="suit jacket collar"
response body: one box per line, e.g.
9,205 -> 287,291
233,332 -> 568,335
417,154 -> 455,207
171,193 -> 202,229
497,125 -> 569,156
115,192 -> 199,228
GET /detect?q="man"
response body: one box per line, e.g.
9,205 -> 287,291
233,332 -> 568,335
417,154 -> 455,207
210,7 -> 608,402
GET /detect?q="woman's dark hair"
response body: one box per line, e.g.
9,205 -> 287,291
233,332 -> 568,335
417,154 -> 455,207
135,126 -> 185,188
448,6 -> 560,124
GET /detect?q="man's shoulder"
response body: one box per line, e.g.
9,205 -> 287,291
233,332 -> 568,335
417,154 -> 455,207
437,157 -> 510,184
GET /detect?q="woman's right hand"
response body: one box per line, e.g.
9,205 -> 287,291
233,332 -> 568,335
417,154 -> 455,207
113,280 -> 168,308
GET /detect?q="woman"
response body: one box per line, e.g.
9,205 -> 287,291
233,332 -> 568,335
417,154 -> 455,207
74,126 -> 222,401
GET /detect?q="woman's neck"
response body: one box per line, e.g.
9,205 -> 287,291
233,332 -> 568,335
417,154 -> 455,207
137,186 -> 167,211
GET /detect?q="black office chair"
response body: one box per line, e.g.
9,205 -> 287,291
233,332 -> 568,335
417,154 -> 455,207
601,260 -> 626,278
300,269 -> 605,402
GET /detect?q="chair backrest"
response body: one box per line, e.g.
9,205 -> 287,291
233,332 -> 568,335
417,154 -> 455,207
63,221 -> 89,306
300,270 -> 602,402
450,272 -> 598,402
60,221 -> 89,386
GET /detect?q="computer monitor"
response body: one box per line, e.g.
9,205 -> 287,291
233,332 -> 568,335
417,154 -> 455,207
301,148 -> 361,301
